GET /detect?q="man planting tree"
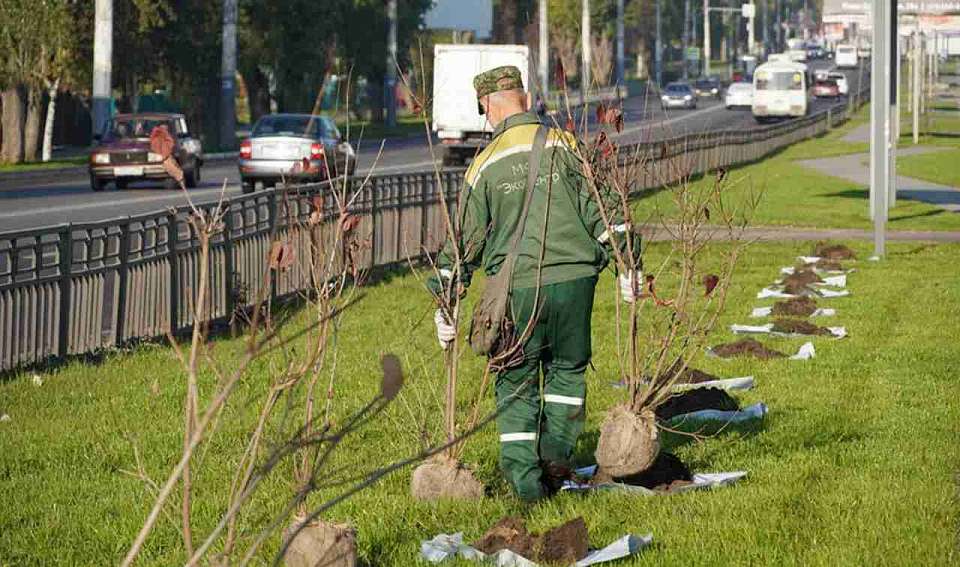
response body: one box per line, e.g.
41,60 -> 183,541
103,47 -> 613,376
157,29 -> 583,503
429,65 -> 641,502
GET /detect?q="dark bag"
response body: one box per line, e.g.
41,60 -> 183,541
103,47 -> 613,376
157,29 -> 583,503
468,125 -> 548,357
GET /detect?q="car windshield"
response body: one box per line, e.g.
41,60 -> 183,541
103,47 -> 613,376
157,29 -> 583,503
253,115 -> 331,138
755,70 -> 804,91
665,84 -> 690,93
104,118 -> 176,140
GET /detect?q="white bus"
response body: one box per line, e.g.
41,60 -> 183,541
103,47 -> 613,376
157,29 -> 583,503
835,44 -> 858,69
752,61 -> 808,123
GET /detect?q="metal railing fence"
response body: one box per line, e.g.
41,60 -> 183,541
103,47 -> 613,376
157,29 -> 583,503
0,89 -> 868,372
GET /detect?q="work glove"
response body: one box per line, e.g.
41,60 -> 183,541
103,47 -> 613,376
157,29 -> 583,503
619,270 -> 642,303
434,308 -> 456,349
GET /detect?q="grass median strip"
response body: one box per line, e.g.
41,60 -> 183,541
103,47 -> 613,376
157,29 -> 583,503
1,240 -> 958,565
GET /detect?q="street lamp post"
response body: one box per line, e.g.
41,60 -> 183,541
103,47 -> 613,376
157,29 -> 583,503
582,0 -> 591,99
92,0 -> 113,138
219,0 -> 238,149
655,0 -> 663,86
539,0 -> 549,96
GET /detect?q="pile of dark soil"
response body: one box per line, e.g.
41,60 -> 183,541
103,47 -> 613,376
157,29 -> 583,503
814,258 -> 844,271
473,516 -> 589,564
711,338 -> 787,359
782,270 -> 822,294
596,452 -> 693,492
813,242 -> 856,260
772,296 -> 818,317
654,388 -> 740,420
655,361 -> 722,384
771,318 -> 832,336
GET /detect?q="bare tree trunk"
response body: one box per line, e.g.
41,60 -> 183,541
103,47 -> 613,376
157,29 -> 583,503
1,87 -> 25,164
495,0 -> 518,43
24,88 -> 43,162
42,78 -> 60,162
242,68 -> 270,123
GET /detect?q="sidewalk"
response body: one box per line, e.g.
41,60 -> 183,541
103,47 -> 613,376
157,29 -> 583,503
796,145 -> 960,213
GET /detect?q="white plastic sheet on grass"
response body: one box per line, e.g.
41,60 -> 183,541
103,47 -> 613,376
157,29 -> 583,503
420,531 -> 654,566
781,266 -> 853,276
731,323 -> 847,339
0,414 -> 9,423
613,376 -> 756,392
757,287 -> 850,299
561,465 -> 748,495
673,376 -> 755,392
750,306 -> 836,318
668,402 -> 768,426
774,274 -> 847,288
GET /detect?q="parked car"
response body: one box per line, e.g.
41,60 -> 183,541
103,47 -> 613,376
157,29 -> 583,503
693,77 -> 722,99
724,82 -> 754,109
812,78 -> 840,98
238,113 -> 357,193
89,113 -> 202,191
660,82 -> 697,110
827,71 -> 850,96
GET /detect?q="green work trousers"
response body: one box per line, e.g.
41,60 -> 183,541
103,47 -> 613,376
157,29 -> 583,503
495,275 -> 596,502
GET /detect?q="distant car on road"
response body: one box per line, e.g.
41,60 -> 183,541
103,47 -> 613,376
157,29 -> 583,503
239,113 -> 356,193
812,78 -> 840,98
693,77 -> 722,99
89,113 -> 202,191
660,82 -> 697,110
725,82 -> 754,109
828,71 -> 850,96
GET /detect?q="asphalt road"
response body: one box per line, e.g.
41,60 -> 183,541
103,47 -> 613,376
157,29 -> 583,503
0,60 -> 862,233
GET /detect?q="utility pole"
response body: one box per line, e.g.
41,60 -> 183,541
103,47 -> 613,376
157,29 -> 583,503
683,0 -> 691,79
889,0 -> 899,209
92,0 -> 112,138
913,32 -> 921,145
219,0 -> 238,149
747,2 -> 756,55
776,0 -> 783,51
385,0 -> 397,128
870,0 -> 891,258
655,0 -> 663,86
539,0 -> 549,96
761,0 -> 769,57
582,0 -> 591,99
704,0 -> 711,76
616,0 -> 625,88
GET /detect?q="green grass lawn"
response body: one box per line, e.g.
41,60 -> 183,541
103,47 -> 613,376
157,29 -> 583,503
0,155 -> 87,173
2,240 -> 959,566
638,154 -> 960,232
898,147 -> 960,188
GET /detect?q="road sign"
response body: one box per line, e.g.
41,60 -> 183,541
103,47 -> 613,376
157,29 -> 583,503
742,3 -> 755,18
685,46 -> 701,61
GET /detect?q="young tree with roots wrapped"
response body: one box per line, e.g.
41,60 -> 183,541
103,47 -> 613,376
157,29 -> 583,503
427,65 -> 640,502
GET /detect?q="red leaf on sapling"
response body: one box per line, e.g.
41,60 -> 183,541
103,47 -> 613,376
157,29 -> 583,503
268,241 -> 296,270
555,60 -> 566,85
595,103 -> 607,124
340,213 -> 361,233
564,117 -> 575,133
703,274 -> 720,297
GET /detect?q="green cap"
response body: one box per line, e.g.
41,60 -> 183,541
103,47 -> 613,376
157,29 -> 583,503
473,65 -> 525,98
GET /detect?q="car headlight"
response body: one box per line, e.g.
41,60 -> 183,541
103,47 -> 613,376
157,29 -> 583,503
92,153 -> 110,164
661,95 -> 669,101
684,95 -> 692,101
148,152 -> 163,162
712,88 -> 719,94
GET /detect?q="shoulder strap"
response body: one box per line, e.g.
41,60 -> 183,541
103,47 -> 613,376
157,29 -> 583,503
506,124 -> 548,259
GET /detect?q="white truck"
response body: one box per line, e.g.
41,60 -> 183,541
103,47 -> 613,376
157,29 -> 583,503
432,44 -> 530,166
